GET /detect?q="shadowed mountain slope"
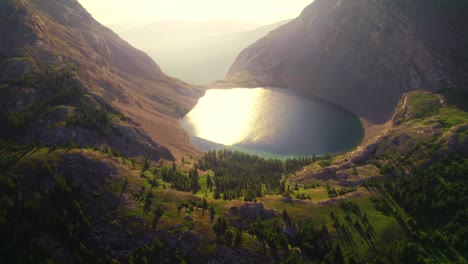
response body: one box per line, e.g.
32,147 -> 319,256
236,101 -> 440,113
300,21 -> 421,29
228,0 -> 468,123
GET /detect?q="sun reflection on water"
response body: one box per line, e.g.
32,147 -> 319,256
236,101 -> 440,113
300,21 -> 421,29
182,88 -> 265,146
181,87 -> 364,157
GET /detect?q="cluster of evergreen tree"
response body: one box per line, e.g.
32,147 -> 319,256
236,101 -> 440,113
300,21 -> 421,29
0,143 -> 175,263
9,67 -> 84,107
364,155 -> 468,263
0,145 -> 97,263
205,152 -> 467,263
198,150 -> 283,200
284,156 -> 316,173
1,68 -> 85,136
159,163 -> 200,193
292,220 -> 335,261
212,216 -> 243,247
247,216 -> 289,250
210,208 -> 349,263
66,102 -> 111,134
198,150 -> 315,200
65,97 -> 124,136
1,65 -> 128,138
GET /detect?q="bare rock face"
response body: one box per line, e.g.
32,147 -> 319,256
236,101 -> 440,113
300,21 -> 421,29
228,0 -> 468,123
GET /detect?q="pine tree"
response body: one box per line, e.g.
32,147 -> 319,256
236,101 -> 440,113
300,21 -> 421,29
206,174 -> 214,192
234,229 -> 243,247
209,206 -> 216,223
190,168 -> 200,194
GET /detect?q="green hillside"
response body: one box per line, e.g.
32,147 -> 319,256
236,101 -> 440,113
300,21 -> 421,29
1,91 -> 467,263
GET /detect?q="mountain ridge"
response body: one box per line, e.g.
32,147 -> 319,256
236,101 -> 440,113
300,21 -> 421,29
0,0 -> 204,159
227,0 -> 468,123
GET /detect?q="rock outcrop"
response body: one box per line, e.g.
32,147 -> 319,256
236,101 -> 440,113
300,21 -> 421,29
228,0 -> 468,123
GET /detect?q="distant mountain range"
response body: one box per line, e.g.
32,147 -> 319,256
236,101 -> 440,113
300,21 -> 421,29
114,20 -> 291,84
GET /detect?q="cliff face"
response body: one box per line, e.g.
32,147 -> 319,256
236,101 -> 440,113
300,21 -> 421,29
228,0 -> 468,123
0,0 -> 204,159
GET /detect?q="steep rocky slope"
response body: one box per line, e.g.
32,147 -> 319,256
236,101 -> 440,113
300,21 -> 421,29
0,0 -> 203,159
228,0 -> 468,123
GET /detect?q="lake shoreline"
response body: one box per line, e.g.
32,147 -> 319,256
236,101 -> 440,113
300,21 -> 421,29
181,87 -> 365,158
198,84 -> 390,150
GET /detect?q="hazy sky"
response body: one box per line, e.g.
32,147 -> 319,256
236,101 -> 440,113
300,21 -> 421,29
77,0 -> 313,25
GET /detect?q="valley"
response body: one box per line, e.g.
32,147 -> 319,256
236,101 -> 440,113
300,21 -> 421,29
1,87 -> 466,263
113,20 -> 290,85
0,0 -> 467,263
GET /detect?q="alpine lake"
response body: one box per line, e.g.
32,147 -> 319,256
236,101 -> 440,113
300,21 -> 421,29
181,87 -> 364,159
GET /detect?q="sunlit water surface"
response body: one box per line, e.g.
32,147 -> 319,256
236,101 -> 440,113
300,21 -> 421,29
181,87 -> 364,158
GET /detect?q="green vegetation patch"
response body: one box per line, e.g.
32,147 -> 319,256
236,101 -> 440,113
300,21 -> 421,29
0,67 -> 85,136
400,90 -> 468,129
296,186 -> 329,201
405,91 -> 441,120
65,97 -> 115,135
364,156 -> 468,262
437,107 -> 468,128
15,147 -> 63,170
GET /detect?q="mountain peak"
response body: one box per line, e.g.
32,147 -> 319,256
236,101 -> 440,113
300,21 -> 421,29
228,0 -> 468,123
